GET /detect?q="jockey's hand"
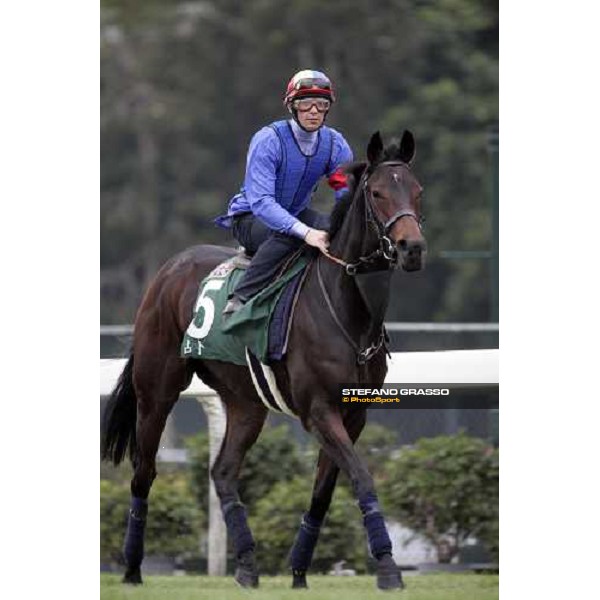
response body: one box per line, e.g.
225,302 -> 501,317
304,228 -> 330,254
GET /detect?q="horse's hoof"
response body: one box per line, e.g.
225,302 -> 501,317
235,552 -> 259,588
376,554 -> 404,591
235,568 -> 259,588
122,567 -> 143,585
292,571 -> 308,589
377,571 -> 404,590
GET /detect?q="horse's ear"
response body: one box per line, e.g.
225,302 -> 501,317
367,131 -> 384,164
399,130 -> 416,164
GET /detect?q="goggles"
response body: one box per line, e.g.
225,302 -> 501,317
292,98 -> 331,113
294,77 -> 332,91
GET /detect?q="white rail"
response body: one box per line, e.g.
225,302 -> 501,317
385,322 -> 499,332
100,349 -> 498,395
100,323 -> 499,336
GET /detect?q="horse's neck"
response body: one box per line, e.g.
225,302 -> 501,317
328,192 -> 370,262
318,195 -> 381,341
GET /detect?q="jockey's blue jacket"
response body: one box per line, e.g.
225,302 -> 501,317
215,119 -> 353,239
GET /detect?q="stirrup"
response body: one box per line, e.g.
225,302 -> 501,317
222,296 -> 245,317
232,247 -> 252,269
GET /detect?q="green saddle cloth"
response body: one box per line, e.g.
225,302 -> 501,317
180,254 -> 309,365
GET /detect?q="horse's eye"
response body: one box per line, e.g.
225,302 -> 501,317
372,190 -> 382,199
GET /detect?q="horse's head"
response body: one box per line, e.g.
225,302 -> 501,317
362,131 -> 427,272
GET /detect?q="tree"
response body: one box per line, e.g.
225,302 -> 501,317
379,432 -> 498,563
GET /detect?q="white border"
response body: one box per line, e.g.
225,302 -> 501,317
3,3 -> 99,596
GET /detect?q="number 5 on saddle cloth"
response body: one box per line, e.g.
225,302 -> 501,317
180,252 -> 309,366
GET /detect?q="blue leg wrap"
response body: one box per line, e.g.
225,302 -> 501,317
123,496 -> 148,567
358,492 -> 392,559
290,513 -> 323,572
223,502 -> 255,558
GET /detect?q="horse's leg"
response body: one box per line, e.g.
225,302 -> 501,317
210,394 -> 267,588
309,404 -> 403,590
122,355 -> 192,584
289,408 -> 366,589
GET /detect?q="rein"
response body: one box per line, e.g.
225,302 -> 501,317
317,161 -> 422,364
316,258 -> 387,365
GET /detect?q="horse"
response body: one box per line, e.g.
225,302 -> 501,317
101,130 -> 426,590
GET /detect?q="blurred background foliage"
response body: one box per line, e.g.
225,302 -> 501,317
101,0 -> 498,323
100,473 -> 205,565
379,432 -> 499,563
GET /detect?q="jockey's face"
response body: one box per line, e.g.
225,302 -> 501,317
293,98 -> 327,131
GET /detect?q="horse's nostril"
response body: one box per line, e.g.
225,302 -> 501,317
398,239 -> 408,250
410,241 -> 426,254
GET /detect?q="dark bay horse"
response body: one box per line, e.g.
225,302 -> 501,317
101,130 -> 426,590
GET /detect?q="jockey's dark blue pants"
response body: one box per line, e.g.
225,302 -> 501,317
231,208 -> 329,302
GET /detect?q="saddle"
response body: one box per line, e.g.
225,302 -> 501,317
180,249 -> 310,365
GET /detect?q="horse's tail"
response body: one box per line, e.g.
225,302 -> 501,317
101,353 -> 137,466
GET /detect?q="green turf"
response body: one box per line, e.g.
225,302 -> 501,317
100,573 -> 499,600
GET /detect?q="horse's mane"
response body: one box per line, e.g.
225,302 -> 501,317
329,138 -> 404,238
329,161 -> 367,238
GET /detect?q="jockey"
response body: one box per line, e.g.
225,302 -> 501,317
216,69 -> 353,316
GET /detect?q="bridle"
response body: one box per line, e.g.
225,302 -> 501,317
317,160 -> 424,365
324,161 -> 423,275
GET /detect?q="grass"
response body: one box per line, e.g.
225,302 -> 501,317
100,573 -> 499,600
